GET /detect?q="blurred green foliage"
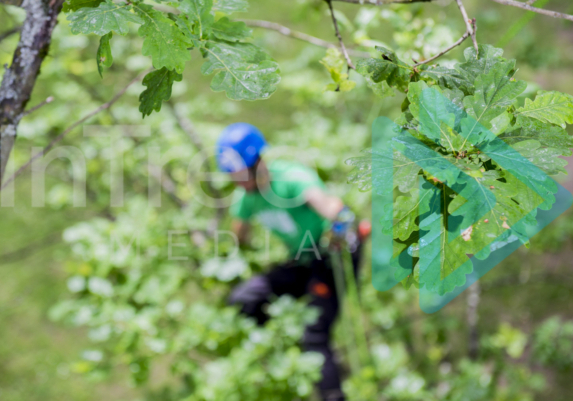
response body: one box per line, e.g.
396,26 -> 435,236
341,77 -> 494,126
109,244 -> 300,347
1,1 -> 573,401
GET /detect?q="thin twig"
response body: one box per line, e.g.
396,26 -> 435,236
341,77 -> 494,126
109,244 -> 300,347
413,1 -> 477,66
0,69 -> 151,191
332,0 -> 432,4
22,96 -> 54,116
413,31 -> 470,66
455,0 -> 478,54
490,0 -> 573,22
240,19 -> 371,58
325,0 -> 356,70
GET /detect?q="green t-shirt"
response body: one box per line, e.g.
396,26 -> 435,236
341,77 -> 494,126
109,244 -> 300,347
230,161 -> 329,256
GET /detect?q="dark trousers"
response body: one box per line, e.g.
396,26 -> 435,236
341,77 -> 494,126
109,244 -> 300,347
228,250 -> 361,401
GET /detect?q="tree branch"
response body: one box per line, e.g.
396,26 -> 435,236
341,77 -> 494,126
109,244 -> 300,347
332,0 -> 432,4
0,69 -> 150,191
455,0 -> 478,54
413,28 -> 470,66
0,0 -> 65,185
490,0 -> 573,22
413,3 -> 477,66
22,96 -> 54,117
325,0 -> 356,70
240,19 -> 371,58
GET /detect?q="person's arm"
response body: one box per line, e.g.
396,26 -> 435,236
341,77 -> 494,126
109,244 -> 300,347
304,187 -> 344,221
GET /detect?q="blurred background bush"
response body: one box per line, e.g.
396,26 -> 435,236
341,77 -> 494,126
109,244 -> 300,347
1,0 -> 573,400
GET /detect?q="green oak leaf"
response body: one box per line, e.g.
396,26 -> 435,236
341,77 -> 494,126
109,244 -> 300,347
179,0 -> 214,40
479,136 -> 558,210
392,134 -> 462,187
511,140 -> 568,175
400,260 -> 420,290
392,188 -> 433,241
175,15 -> 201,48
407,81 -> 430,120
201,41 -> 280,100
449,171 -> 541,258
500,120 -> 573,154
439,122 -> 466,154
450,156 -> 483,180
67,1 -> 143,36
463,62 -> 527,130
139,68 -> 183,117
96,32 -> 113,77
210,17 -> 251,41
515,91 -> 573,129
62,0 -> 103,12
392,152 -> 422,193
489,111 -> 511,136
456,44 -> 509,88
134,3 -> 193,73
212,0 -> 248,14
356,46 -> 412,93
443,87 -> 466,111
357,65 -> 394,98
346,148 -> 421,194
418,88 -> 465,146
421,66 -> 473,95
320,48 -> 356,93
417,182 -> 473,295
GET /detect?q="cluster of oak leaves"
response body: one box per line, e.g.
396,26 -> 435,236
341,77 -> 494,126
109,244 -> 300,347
65,0 -> 280,116
348,44 -> 573,295
53,1 -> 573,398
64,0 -> 573,296
64,0 -> 573,295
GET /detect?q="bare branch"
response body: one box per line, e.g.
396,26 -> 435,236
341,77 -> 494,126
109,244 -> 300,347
413,30 -> 470,66
413,0 -> 477,66
455,0 -> 478,54
22,96 -> 54,117
325,0 -> 356,70
0,69 -> 150,191
241,19 -> 371,58
1,0 -> 65,184
332,0 -> 432,4
490,0 -> 573,22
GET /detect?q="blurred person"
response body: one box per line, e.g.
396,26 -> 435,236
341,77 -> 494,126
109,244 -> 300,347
217,123 -> 366,401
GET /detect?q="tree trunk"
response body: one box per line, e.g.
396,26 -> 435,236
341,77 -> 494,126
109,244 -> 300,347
0,0 -> 65,183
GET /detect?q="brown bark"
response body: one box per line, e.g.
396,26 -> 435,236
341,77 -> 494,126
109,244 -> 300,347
0,0 -> 65,184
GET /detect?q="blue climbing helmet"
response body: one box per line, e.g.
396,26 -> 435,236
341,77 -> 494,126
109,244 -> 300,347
216,123 -> 268,173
